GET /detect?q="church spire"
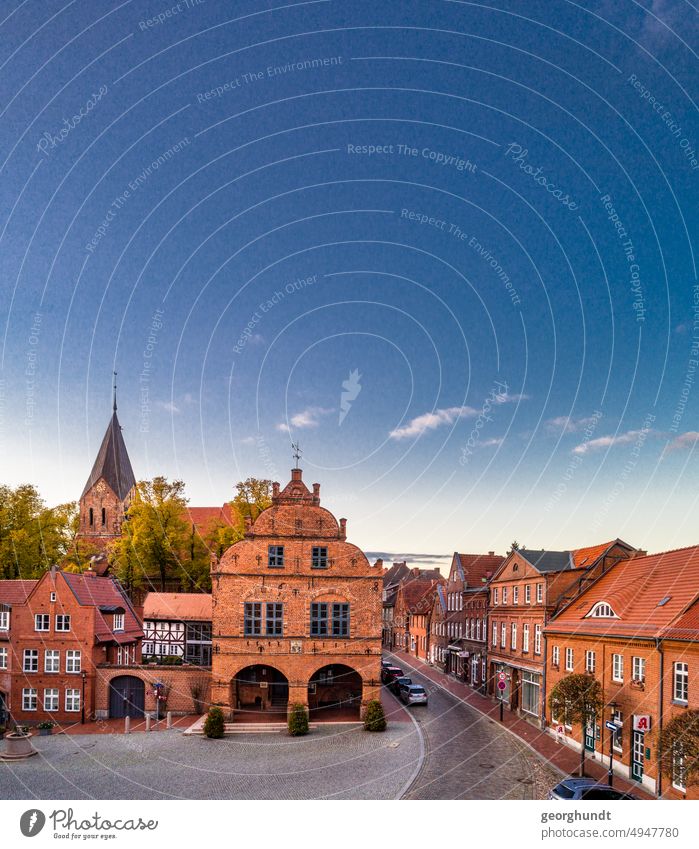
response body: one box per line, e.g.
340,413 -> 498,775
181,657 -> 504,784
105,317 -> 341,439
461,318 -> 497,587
113,371 -> 117,413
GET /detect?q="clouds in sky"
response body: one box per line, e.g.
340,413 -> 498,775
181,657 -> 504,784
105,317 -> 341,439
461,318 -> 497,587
546,415 -> 601,434
277,406 -> 334,432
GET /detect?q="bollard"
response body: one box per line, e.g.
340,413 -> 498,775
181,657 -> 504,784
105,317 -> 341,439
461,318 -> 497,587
145,715 -> 151,732
125,716 -> 130,735
166,711 -> 172,729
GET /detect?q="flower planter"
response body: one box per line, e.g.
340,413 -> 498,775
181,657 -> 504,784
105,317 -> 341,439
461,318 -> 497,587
38,727 -> 53,737
1,731 -> 37,760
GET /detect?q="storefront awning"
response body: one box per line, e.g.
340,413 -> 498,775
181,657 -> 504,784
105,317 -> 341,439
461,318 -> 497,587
447,644 -> 462,652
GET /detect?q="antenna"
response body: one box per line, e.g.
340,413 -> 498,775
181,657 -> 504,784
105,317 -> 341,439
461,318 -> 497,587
291,441 -> 302,469
112,371 -> 118,412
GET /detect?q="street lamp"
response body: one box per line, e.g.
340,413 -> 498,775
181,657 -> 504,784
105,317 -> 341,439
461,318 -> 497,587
607,700 -> 619,787
81,670 -> 87,725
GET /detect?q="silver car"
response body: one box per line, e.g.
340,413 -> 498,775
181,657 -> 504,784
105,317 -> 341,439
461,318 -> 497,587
400,684 -> 428,706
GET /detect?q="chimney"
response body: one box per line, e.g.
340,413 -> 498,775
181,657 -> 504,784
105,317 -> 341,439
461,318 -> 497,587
272,482 -> 280,499
375,558 -> 383,569
244,514 -> 253,534
339,517 -> 347,540
291,468 -> 302,481
488,551 -> 495,556
312,483 -> 320,502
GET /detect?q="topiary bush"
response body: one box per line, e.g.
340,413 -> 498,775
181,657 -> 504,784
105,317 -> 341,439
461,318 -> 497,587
203,706 -> 225,739
288,703 -> 309,736
364,699 -> 387,732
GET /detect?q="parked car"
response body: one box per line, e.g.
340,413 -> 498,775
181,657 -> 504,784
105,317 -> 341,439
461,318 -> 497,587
399,684 -> 428,706
390,676 -> 412,695
381,665 -> 404,684
381,658 -> 393,669
548,777 -> 638,800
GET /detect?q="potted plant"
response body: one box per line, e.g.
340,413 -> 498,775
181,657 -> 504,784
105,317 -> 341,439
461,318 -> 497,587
37,721 -> 55,736
288,703 -> 309,737
203,706 -> 225,738
363,699 -> 387,732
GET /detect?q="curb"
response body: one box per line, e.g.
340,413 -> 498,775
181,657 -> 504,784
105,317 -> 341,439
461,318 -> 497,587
386,688 -> 426,800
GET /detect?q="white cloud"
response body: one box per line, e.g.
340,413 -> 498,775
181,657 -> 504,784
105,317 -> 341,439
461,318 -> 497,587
157,401 -> 180,414
572,430 -> 647,455
389,406 -> 479,440
276,406 -> 334,433
665,432 -> 699,453
546,415 -> 600,435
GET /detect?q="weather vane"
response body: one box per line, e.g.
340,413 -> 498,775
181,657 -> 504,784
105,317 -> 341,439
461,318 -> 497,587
291,441 -> 302,469
112,370 -> 117,412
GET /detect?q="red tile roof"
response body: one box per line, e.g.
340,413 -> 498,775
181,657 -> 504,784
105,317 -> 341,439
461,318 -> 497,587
663,600 -> 699,641
548,545 -> 699,639
0,579 -> 38,604
143,592 -> 212,622
60,572 -> 142,644
399,577 -> 444,613
456,553 -> 505,585
570,541 -> 615,569
185,504 -> 235,532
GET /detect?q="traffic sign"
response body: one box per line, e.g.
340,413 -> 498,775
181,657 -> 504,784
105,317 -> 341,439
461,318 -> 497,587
605,721 -> 617,731
498,671 -> 506,681
497,680 -> 507,691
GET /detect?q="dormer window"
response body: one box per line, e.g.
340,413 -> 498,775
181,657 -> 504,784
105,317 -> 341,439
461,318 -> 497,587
113,613 -> 125,631
586,601 -> 618,618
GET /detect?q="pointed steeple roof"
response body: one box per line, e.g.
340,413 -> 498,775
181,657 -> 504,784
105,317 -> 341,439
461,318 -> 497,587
81,410 -> 136,500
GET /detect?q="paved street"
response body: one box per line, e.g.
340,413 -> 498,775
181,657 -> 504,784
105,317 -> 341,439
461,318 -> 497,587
386,653 -> 559,799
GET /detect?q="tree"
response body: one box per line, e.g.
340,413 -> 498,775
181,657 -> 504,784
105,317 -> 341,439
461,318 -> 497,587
203,706 -> 225,739
109,477 -> 191,593
658,709 -> 699,794
61,506 -> 103,572
232,478 -> 272,524
548,673 -> 604,777
364,699 -> 387,732
0,484 -> 74,579
288,703 -> 309,736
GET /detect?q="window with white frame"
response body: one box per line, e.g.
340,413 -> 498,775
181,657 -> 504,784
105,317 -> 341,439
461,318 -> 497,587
35,613 -> 49,631
459,594 -> 463,611
536,583 -> 543,603
476,619 -> 481,640
22,688 -> 37,711
534,623 -> 542,654
673,662 -> 689,703
612,654 -> 624,682
585,650 -> 596,674
0,647 -> 7,669
585,601 -> 618,618
501,622 -> 506,647
673,744 -> 687,792
511,623 -> 517,650
23,649 -> 38,672
43,688 -> 59,712
522,624 -> 529,652
552,645 -> 560,667
113,613 -> 125,631
502,587 -> 508,604
65,689 -> 81,712
513,586 -> 519,605
525,584 -> 531,604
0,609 -> 9,630
632,656 -> 646,682
55,614 -> 71,632
612,709 -> 623,752
492,623 -> 497,646
44,650 -> 60,673
565,647 -> 574,671
66,650 -> 81,673
493,588 -> 499,605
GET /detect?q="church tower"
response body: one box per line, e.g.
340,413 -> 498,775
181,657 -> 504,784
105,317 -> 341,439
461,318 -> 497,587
78,380 -> 136,547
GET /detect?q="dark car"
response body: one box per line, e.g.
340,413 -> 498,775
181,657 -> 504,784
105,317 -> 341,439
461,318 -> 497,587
390,676 -> 412,695
381,658 -> 393,669
381,665 -> 404,684
399,684 -> 428,706
548,778 -> 638,800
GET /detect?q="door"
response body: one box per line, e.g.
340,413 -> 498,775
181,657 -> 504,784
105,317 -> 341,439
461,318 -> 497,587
109,675 -> 145,718
632,731 -> 645,781
584,720 -> 596,752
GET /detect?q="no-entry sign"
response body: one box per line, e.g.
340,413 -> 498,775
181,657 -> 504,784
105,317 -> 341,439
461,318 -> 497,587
497,680 -> 507,691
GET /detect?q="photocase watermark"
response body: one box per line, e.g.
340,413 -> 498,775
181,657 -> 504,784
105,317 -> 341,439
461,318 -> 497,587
503,144 -> 578,211
466,235 -> 521,307
232,274 -> 318,355
19,807 -> 158,836
670,281 -> 699,432
20,809 -> 45,837
85,137 -> 191,254
599,193 -> 645,322
544,411 -> 603,512
196,56 -> 343,103
628,73 -> 699,172
25,313 -> 42,428
139,308 -> 165,434
339,369 -> 362,425
138,0 -> 205,31
459,381 -> 509,465
256,433 -> 279,481
347,142 -> 477,174
36,86 -> 108,157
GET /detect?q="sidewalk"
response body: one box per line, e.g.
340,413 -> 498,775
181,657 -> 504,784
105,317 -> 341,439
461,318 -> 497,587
388,649 -> 655,800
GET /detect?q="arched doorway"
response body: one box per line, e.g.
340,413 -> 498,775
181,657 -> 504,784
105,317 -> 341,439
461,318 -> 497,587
108,675 -> 145,719
308,665 -> 362,720
234,665 -> 288,720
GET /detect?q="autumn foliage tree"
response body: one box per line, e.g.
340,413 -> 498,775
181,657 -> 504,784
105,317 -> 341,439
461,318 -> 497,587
658,709 -> 699,794
548,673 -> 604,777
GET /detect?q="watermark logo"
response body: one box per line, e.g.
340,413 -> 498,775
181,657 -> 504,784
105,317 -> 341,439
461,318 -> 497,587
339,369 -> 362,425
20,809 -> 46,837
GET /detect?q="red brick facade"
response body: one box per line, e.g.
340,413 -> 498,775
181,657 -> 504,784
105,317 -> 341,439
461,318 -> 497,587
210,468 -> 382,720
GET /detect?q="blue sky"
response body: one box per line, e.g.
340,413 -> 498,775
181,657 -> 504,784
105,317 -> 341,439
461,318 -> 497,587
1,0 -> 698,562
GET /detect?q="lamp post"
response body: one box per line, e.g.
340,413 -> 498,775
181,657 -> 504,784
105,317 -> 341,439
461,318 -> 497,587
607,700 -> 619,787
81,670 -> 87,724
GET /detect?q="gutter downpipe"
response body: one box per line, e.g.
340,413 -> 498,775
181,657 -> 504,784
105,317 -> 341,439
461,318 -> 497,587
656,636 -> 664,798
541,605 -> 548,731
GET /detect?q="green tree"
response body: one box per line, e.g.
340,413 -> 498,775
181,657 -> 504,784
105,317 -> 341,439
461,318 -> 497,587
203,706 -> 225,739
232,478 -> 272,524
658,709 -> 699,794
364,699 -> 387,732
548,673 -> 604,777
110,477 -> 191,593
288,703 -> 309,736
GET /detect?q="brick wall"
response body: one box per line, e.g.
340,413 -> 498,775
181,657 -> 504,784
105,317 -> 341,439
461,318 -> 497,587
94,665 -> 211,718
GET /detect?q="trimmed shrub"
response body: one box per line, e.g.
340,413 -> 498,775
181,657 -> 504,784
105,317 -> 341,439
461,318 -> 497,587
288,703 -> 309,736
364,699 -> 387,732
203,706 -> 225,739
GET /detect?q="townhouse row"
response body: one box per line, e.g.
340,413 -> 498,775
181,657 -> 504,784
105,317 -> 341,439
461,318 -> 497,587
383,540 -> 699,799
